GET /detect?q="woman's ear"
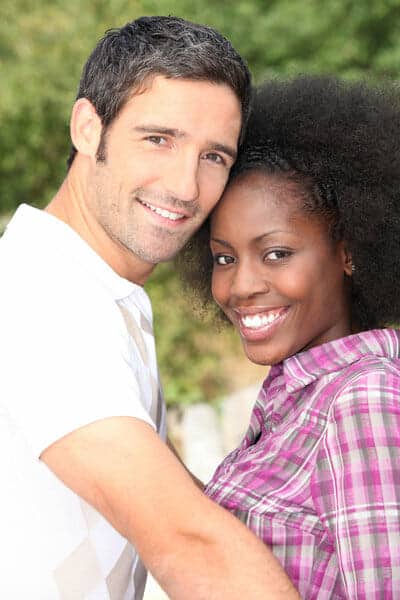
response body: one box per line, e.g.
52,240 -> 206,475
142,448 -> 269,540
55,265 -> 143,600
340,241 -> 354,276
70,98 -> 102,159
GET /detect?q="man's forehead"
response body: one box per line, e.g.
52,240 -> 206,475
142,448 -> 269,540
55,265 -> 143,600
125,73 -> 240,107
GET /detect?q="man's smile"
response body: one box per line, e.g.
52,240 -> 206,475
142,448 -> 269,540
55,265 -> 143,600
138,198 -> 188,222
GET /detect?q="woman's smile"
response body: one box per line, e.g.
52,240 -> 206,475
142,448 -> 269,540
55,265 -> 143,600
210,170 -> 352,365
232,306 -> 289,342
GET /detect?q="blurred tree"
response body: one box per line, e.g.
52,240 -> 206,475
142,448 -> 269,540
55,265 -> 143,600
0,0 -> 146,213
141,0 -> 400,79
146,263 -> 227,405
2,0 -> 400,213
1,0 -> 399,404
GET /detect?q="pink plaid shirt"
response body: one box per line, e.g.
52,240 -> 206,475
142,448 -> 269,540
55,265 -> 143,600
206,329 -> 400,599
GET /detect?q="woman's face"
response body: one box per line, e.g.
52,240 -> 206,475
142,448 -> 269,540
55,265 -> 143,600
210,171 -> 353,365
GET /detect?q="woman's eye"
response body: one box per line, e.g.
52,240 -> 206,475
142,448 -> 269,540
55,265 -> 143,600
266,250 -> 291,261
214,254 -> 235,266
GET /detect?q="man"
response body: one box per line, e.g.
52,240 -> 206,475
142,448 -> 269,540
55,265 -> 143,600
0,16 -> 298,599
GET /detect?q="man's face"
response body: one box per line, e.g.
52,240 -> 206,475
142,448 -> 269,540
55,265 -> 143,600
86,76 -> 242,275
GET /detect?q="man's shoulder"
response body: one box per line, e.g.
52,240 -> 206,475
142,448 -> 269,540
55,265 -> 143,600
0,227 -> 127,346
1,206 -> 119,302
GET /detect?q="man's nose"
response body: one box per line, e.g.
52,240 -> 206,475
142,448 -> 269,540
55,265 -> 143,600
164,153 -> 200,203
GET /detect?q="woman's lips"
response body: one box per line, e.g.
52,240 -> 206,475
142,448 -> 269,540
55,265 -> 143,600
233,306 -> 289,342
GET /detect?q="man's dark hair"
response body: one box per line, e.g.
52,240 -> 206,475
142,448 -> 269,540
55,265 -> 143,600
67,15 -> 251,168
177,75 -> 400,331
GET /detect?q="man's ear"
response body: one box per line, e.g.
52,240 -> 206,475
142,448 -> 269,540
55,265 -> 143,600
70,98 -> 102,159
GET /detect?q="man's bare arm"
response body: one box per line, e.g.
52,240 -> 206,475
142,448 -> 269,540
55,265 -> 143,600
41,417 -> 300,599
166,435 -> 205,490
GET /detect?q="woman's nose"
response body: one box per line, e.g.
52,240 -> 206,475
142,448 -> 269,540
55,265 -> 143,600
230,262 -> 270,299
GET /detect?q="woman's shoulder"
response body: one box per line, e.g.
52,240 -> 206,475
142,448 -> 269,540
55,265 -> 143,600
329,349 -> 400,419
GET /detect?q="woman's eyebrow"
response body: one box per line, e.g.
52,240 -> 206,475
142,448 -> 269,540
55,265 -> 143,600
210,237 -> 235,249
254,230 -> 293,243
211,230 -> 290,248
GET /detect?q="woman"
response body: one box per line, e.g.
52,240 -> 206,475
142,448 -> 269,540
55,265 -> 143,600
178,76 -> 400,598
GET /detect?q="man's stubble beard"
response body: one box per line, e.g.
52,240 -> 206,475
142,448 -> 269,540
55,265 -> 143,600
93,133 -> 205,264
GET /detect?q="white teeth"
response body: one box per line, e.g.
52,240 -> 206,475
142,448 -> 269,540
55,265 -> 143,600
241,312 -> 281,329
141,200 -> 184,221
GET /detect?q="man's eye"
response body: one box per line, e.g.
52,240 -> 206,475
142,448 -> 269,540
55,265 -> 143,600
146,136 -> 167,145
214,254 -> 235,265
203,152 -> 226,165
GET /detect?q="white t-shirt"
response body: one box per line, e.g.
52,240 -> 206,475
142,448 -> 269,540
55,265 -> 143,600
0,204 -> 166,599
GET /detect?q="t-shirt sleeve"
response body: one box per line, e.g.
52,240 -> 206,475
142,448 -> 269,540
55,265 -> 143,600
1,277 -> 155,457
312,365 -> 400,599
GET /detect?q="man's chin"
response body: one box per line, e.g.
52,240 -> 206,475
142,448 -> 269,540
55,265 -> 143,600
130,245 -> 182,266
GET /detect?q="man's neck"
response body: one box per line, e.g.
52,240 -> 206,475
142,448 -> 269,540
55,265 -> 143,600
45,166 -> 156,286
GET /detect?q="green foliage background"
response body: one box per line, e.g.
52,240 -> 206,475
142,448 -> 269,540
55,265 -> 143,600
2,0 -> 400,405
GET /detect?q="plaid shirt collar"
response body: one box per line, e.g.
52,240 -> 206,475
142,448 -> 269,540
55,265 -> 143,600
269,328 -> 400,394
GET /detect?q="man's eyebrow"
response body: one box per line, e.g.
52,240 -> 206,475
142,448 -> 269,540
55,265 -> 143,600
133,125 -> 183,137
133,125 -> 237,160
210,143 -> 237,161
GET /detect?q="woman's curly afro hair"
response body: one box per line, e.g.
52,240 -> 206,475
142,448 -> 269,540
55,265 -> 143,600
176,75 -> 400,331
